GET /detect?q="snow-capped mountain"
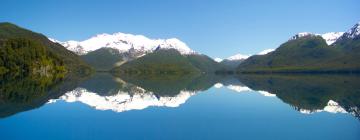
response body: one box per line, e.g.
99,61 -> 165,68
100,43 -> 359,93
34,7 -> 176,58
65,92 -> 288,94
218,54 -> 250,68
217,48 -> 274,63
290,32 -> 344,45
50,32 -> 195,55
48,88 -> 197,112
342,22 -> 360,39
216,49 -> 275,68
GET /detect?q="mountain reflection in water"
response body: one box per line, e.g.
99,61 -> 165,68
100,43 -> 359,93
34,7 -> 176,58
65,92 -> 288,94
0,73 -> 359,120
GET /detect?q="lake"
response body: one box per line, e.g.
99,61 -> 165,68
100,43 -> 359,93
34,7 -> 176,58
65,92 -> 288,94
0,73 -> 359,140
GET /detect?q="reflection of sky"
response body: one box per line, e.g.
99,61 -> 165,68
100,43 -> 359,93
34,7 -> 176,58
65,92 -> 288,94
0,85 -> 359,140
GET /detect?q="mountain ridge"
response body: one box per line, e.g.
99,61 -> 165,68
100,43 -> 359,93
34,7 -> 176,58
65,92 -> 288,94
237,21 -> 360,73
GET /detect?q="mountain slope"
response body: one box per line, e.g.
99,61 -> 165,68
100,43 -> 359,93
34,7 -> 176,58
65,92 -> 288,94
81,48 -> 124,71
112,49 -> 200,75
237,35 -> 344,72
186,54 -> 225,73
0,22 -> 91,74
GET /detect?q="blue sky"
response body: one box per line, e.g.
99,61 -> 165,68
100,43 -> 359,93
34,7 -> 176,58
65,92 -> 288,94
1,0 -> 359,58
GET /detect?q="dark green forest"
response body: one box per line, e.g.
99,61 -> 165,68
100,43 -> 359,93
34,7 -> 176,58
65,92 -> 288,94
0,38 -> 66,75
0,22 -> 92,75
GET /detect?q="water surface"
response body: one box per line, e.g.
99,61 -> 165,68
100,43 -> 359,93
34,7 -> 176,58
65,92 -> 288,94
0,73 -> 359,140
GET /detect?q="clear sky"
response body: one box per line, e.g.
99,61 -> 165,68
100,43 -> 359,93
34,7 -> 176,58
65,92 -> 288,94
1,0 -> 359,58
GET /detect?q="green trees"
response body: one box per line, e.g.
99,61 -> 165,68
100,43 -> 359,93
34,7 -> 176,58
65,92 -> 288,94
0,22 -> 92,74
0,38 -> 66,75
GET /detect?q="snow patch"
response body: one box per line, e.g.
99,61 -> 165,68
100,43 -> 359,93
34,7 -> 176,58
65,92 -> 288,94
227,54 -> 250,61
321,32 -> 344,45
214,58 -> 223,62
214,83 -> 224,88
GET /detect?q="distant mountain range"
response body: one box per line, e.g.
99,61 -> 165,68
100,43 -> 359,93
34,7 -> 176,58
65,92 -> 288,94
216,49 -> 275,70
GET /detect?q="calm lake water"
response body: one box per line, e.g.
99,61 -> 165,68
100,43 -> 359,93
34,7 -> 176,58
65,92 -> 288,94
0,73 -> 359,140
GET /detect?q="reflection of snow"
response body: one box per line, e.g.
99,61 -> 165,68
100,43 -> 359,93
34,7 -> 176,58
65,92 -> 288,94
215,83 -> 276,97
48,88 -> 196,112
299,100 -> 347,114
214,83 -> 224,88
227,85 -> 252,92
258,91 -> 276,97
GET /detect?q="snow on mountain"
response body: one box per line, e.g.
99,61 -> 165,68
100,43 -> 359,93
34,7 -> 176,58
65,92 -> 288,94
257,49 -> 275,55
213,83 -> 251,92
214,54 -> 248,62
342,22 -> 360,39
226,54 -> 250,61
321,32 -> 344,45
50,32 -> 195,55
257,90 -> 276,97
48,88 -> 197,112
214,58 -> 223,62
226,84 -> 252,92
213,83 -> 276,97
214,83 -> 224,88
217,49 -> 274,62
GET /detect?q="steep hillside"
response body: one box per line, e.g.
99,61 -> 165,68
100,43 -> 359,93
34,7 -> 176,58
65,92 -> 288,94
0,38 -> 66,75
186,54 -> 225,73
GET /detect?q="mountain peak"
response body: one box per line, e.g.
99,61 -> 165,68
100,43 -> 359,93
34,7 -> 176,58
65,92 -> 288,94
343,21 -> 360,39
155,38 -> 195,54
